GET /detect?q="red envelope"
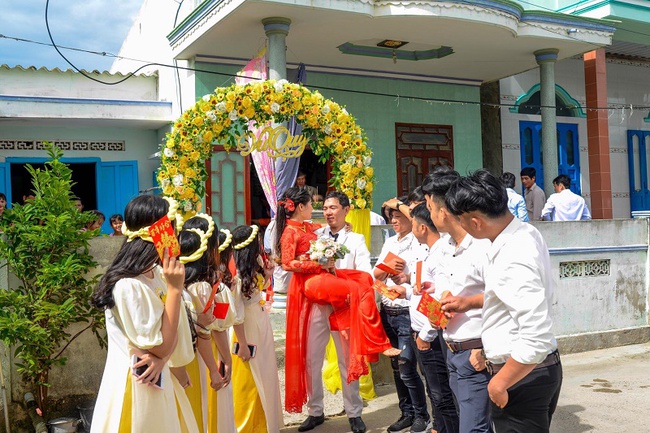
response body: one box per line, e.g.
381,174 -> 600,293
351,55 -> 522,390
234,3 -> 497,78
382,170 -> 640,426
148,215 -> 180,261
212,303 -> 230,320
416,291 -> 449,328
415,261 -> 422,293
376,252 -> 403,276
373,279 -> 400,301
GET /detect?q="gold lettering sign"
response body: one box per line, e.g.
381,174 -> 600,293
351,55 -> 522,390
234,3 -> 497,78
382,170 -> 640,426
235,125 -> 307,159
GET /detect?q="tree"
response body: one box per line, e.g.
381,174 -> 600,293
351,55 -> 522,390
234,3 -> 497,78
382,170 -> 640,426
0,143 -> 106,412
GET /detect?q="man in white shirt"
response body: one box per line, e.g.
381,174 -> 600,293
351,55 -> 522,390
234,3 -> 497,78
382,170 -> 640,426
299,191 -> 370,433
541,174 -> 591,221
500,172 -> 529,222
444,170 -> 562,433
520,167 -> 546,221
393,203 -> 459,433
422,166 -> 493,433
373,200 -> 431,433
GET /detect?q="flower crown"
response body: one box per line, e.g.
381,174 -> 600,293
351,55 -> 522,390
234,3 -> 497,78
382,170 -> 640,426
278,198 -> 295,212
122,196 -> 179,243
178,214 -> 215,264
218,229 -> 233,252
233,225 -> 259,250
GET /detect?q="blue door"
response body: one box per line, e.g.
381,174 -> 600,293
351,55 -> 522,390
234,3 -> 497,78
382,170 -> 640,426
519,121 -> 581,195
627,130 -> 650,212
97,161 -> 139,234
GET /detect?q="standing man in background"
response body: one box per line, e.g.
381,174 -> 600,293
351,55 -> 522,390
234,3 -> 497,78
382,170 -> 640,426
500,172 -> 529,222
520,167 -> 545,221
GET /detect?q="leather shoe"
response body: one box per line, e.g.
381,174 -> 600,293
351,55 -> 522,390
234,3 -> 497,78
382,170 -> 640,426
298,414 -> 325,432
349,417 -> 367,433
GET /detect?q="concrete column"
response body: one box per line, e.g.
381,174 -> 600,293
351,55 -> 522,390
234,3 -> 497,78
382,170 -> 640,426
535,49 -> 559,194
262,17 -> 291,80
584,49 -> 612,219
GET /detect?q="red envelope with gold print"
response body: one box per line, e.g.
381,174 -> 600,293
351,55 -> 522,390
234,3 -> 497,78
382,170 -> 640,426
373,279 -> 400,301
417,291 -> 449,328
148,215 -> 180,261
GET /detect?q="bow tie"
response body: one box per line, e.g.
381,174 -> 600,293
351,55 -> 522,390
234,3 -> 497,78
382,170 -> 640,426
329,232 -> 339,241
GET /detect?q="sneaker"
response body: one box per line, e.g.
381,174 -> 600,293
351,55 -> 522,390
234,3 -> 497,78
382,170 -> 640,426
387,415 -> 413,432
410,416 -> 432,433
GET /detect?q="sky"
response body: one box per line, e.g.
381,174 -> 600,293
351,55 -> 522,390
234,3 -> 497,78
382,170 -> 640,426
0,0 -> 144,71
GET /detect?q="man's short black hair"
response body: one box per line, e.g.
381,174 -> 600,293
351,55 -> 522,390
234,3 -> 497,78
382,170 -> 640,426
410,202 -> 437,233
500,172 -> 516,189
325,191 -> 350,208
446,170 -> 509,218
553,174 -> 571,188
407,186 -> 425,205
520,167 -> 536,179
421,165 -> 461,207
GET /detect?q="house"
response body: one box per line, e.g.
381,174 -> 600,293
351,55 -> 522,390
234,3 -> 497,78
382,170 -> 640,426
112,0 -> 615,228
0,65 -> 173,233
501,0 -> 650,219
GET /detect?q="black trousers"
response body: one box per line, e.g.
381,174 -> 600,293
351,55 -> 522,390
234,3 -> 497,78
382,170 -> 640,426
490,362 -> 563,433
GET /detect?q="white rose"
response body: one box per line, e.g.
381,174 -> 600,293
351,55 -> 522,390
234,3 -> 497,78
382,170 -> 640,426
215,102 -> 227,113
229,110 -> 238,121
172,174 -> 184,186
202,94 -> 210,102
206,110 -> 217,122
163,148 -> 175,158
364,156 -> 372,166
274,79 -> 288,92
161,178 -> 170,187
312,252 -> 323,261
184,201 -> 193,211
324,249 -> 335,258
322,104 -> 331,115
347,155 -> 356,165
271,102 -> 280,113
196,135 -> 203,144
357,179 -> 367,190
342,108 -> 349,115
323,124 -> 332,135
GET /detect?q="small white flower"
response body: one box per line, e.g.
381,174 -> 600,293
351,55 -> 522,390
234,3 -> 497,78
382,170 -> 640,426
324,249 -> 335,258
271,102 -> 280,113
229,110 -> 238,121
163,148 -> 175,158
322,104 -> 331,115
184,201 -> 193,211
202,94 -> 211,102
172,174 -> 184,186
206,110 -> 217,122
215,102 -> 227,113
357,179 -> 367,190
363,156 -> 372,166
196,135 -> 203,144
161,178 -> 170,187
342,108 -> 349,115
323,124 -> 332,135
347,155 -> 356,165
274,79 -> 288,92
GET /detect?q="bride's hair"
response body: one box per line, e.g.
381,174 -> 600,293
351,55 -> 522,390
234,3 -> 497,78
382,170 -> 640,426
274,187 -> 312,259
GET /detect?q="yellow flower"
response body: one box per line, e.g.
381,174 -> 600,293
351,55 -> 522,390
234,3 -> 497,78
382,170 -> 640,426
365,167 -> 374,177
339,163 -> 351,173
365,183 -> 374,193
185,168 -> 196,178
190,151 -> 201,162
166,139 -> 175,148
168,166 -> 178,176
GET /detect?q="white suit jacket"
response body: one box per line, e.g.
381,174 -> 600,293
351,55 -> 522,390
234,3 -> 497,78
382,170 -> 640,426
315,226 -> 372,276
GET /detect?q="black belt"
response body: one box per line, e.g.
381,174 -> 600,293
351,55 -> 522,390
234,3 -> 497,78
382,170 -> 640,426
445,338 -> 483,353
382,305 -> 410,316
486,350 -> 561,375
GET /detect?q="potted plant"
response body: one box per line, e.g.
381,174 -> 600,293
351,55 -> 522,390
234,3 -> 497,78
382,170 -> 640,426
0,144 -> 106,413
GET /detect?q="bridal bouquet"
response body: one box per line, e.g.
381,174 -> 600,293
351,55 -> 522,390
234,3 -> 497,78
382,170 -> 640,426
308,237 -> 350,265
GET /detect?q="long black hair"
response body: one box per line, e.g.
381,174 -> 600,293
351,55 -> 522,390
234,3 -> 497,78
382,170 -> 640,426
232,225 -> 264,300
182,216 -> 219,286
91,195 -> 168,309
218,229 -> 234,288
274,187 -> 312,259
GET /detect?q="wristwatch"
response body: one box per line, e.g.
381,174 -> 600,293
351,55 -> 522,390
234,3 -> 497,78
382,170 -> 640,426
396,200 -> 404,209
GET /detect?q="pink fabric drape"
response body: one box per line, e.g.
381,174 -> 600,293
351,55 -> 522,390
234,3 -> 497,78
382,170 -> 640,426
235,53 -> 277,212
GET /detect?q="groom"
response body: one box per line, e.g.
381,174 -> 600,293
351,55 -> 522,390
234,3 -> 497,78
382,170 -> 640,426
299,191 -> 371,433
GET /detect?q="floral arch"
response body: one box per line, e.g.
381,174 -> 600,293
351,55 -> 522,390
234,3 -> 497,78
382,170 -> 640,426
157,79 -> 375,234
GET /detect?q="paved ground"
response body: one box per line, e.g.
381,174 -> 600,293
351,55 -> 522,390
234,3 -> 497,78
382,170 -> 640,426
279,342 -> 650,433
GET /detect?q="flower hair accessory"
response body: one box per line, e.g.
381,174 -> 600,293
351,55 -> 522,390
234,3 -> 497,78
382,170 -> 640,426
123,196 -> 180,243
179,228 -> 209,264
278,198 -> 295,212
233,225 -> 259,250
218,229 -> 233,252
